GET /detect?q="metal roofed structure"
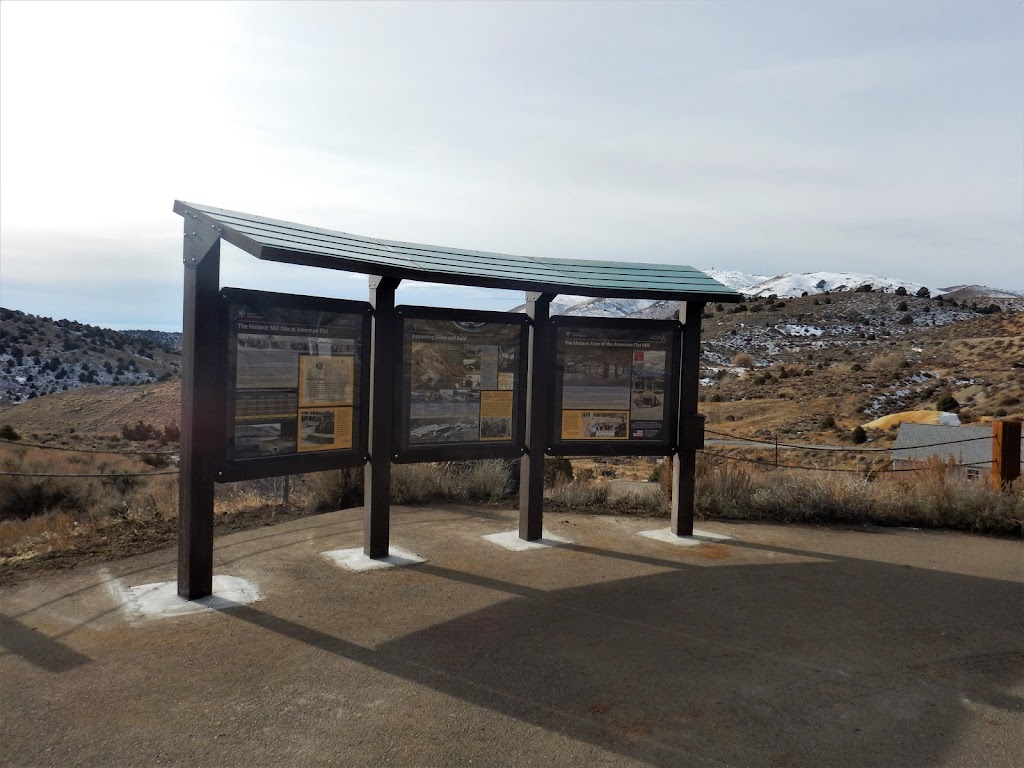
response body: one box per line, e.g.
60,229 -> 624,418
173,200 -> 743,600
173,201 -> 743,302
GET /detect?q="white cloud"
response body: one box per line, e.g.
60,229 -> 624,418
1,0 -> 1021,327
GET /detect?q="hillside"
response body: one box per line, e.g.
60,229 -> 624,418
694,292 -> 1024,440
0,380 -> 180,437
1,290 -> 1020,445
0,307 -> 182,405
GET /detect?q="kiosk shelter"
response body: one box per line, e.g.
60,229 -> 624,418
174,201 -> 743,599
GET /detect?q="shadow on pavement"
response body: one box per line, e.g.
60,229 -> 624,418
0,613 -> 91,672
220,539 -> 1024,767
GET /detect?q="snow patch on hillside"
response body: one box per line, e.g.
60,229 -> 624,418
731,271 -> 939,299
776,324 -> 824,337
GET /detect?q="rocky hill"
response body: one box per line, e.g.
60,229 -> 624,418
522,287 -> 1023,439
0,308 -> 183,405
692,292 -> 1024,439
1,285 -> 1021,442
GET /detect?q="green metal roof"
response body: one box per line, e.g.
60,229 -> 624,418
174,201 -> 743,302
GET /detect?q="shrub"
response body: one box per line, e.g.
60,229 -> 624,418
0,424 -> 21,441
301,468 -> 363,511
122,420 -> 160,442
851,426 -> 867,444
897,314 -> 913,325
732,353 -> 755,368
916,287 -> 931,298
303,460 -> 517,510
936,395 -> 960,412
0,447 -> 173,524
692,457 -> 1022,536
544,458 -> 574,488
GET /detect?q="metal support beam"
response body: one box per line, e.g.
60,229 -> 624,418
992,420 -> 1022,489
364,276 -> 401,558
519,292 -> 555,541
178,218 -> 222,599
671,300 -> 705,536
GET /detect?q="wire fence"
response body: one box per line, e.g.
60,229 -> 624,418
698,449 -> 994,474
0,437 -> 178,456
699,426 -> 998,474
0,469 -> 180,478
0,437 -> 180,478
0,429 -> 1001,479
703,427 -> 992,452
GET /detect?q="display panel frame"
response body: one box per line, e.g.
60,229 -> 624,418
220,288 -> 372,482
392,305 -> 530,464
546,316 -> 683,457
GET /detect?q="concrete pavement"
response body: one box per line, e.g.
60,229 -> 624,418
2,504 -> 1022,767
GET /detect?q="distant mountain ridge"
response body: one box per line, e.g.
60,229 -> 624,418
0,308 -> 182,405
514,270 -> 1017,319
709,270 -> 936,300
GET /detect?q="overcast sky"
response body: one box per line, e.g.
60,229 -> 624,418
1,1 -> 1021,330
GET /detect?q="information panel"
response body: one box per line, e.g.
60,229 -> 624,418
395,308 -> 528,460
223,289 -> 369,477
550,319 -> 679,452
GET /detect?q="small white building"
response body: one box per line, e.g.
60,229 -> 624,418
891,424 -> 1024,480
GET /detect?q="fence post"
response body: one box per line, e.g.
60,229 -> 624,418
991,420 -> 1022,489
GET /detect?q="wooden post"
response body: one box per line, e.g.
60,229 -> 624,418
519,292 -> 555,541
364,276 -> 401,558
178,217 -> 222,599
992,420 -> 1022,489
671,300 -> 705,536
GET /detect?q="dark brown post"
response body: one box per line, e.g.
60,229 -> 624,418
519,292 -> 555,541
178,216 -> 222,599
992,420 -> 1022,489
365,276 -> 401,557
671,300 -> 705,536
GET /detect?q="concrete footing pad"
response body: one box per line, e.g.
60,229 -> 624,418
482,530 -> 572,551
637,528 -> 733,546
321,545 -> 425,571
119,575 -> 262,619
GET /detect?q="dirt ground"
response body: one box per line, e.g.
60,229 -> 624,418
2,505 -> 1022,767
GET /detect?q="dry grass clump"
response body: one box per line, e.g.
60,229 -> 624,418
0,443 -> 178,560
869,352 -> 906,371
391,460 -> 514,504
546,477 -> 667,515
694,457 -> 1022,535
0,445 -> 175,522
302,468 -> 364,512
301,460 -> 516,510
547,478 -> 611,506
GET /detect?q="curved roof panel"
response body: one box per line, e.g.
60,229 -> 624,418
174,201 -> 743,302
